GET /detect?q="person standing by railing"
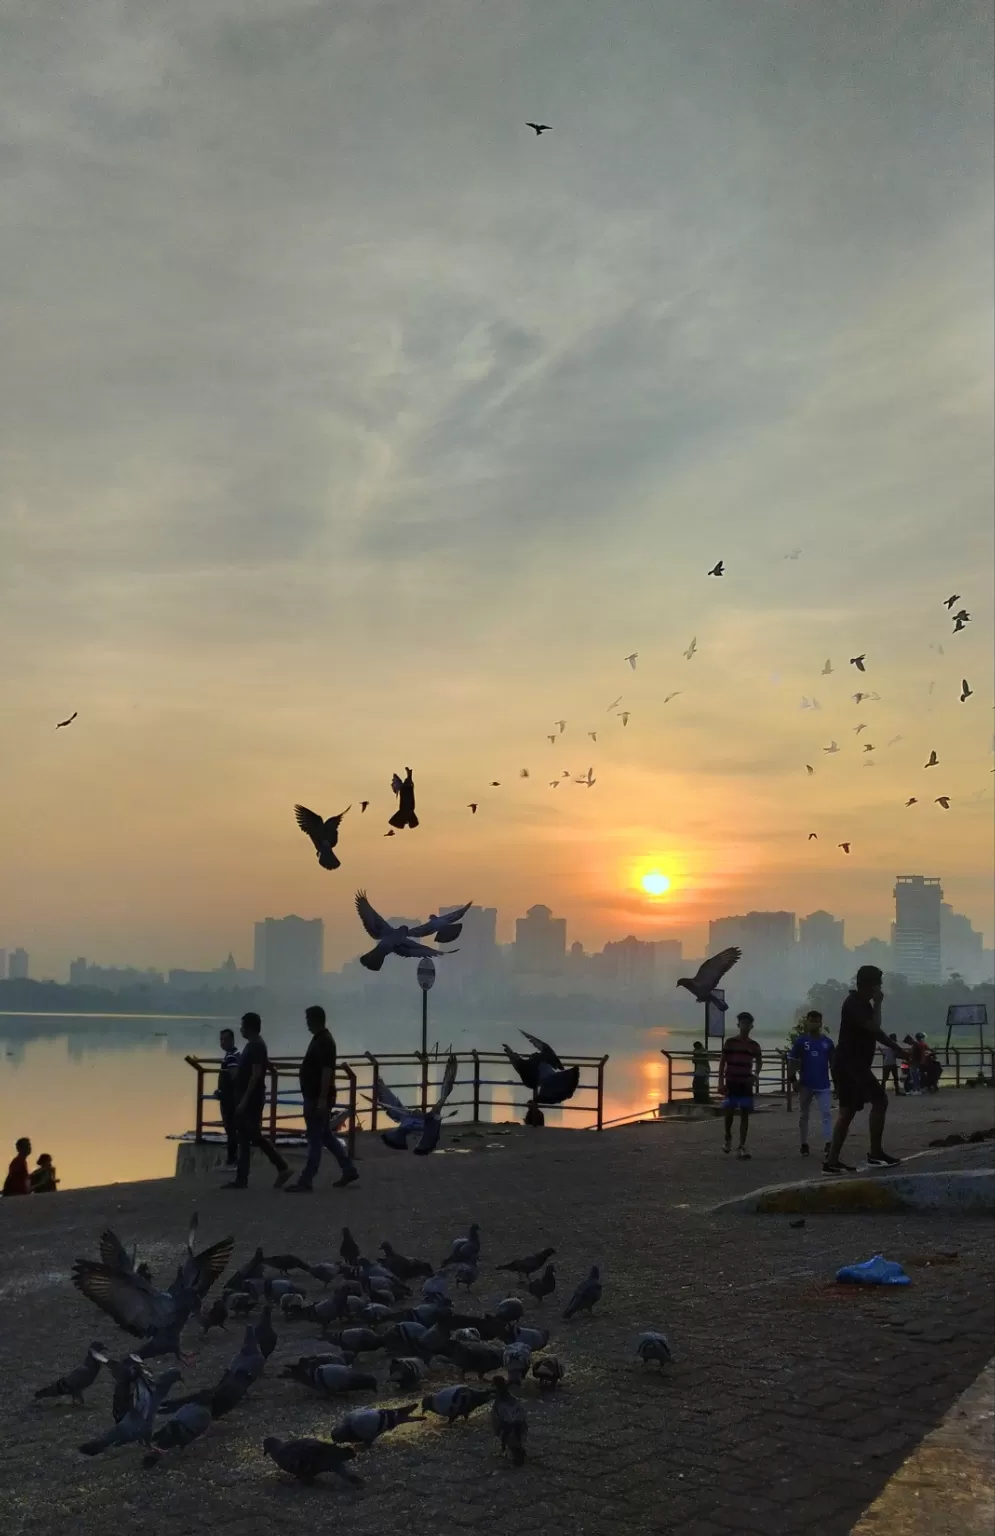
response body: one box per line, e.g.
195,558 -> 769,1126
880,1033 -> 902,1095
718,1013 -> 763,1160
285,1005 -> 358,1193
789,1011 -> 835,1159
215,1027 -> 241,1166
222,1012 -> 292,1191
691,1041 -> 711,1104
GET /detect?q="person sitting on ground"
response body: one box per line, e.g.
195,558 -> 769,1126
2,1137 -> 32,1196
29,1153 -> 58,1193
691,1040 -> 711,1104
718,1013 -> 763,1160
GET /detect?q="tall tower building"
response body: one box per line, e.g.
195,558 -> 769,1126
6,948 -> 29,980
513,905 -> 567,974
254,916 -> 324,993
893,876 -> 942,984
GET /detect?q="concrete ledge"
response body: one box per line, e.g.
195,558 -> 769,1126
712,1168 -> 995,1216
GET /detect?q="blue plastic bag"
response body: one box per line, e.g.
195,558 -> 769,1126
835,1254 -> 910,1286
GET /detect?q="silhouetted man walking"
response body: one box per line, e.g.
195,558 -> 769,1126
222,1013 -> 291,1190
285,1005 -> 358,1192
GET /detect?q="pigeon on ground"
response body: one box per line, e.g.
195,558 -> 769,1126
527,1264 -> 556,1304
624,653 -> 638,669
495,1297 -> 525,1323
684,638 -> 697,660
388,767 -> 419,830
332,1404 -> 420,1446
142,1402 -> 211,1466
354,891 -> 465,972
636,1332 -> 672,1368
450,1263 -> 477,1291
227,1292 -> 255,1316
676,949 -> 741,1009
839,843 -> 851,854
56,711 -> 78,728
224,1247 -> 265,1294
389,1357 -> 426,1390
78,1367 -> 181,1455
532,1356 -> 564,1391
961,679 -> 973,702
503,1032 -> 580,1105
823,741 -> 840,754
199,1295 -> 228,1335
378,1242 -> 433,1281
526,122 -> 551,134
789,1218 -> 806,1229
443,1337 -> 505,1379
441,1225 -> 481,1268
284,1362 -> 378,1396
925,750 -> 938,768
368,1053 -> 459,1154
935,797 -> 950,809
563,1266 -> 602,1319
256,1306 -> 278,1359
502,1342 -> 532,1385
264,1437 -> 362,1485
708,560 -> 724,576
497,1247 -> 555,1281
491,1376 -> 527,1466
294,804 -> 350,870
35,1343 -> 106,1405
421,1384 -> 494,1423
511,1323 -> 550,1351
850,655 -> 866,671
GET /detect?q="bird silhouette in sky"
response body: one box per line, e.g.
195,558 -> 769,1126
953,616 -> 969,632
56,711 -> 78,729
961,679 -> 973,702
931,642 -> 945,654
620,711 -> 630,726
389,768 -> 418,830
887,735 -> 903,746
839,843 -> 851,854
294,804 -> 350,870
852,691 -> 869,704
906,798 -> 917,806
808,833 -> 818,841
850,655 -> 866,672
588,731 -> 597,741
467,804 -> 477,814
519,768 -> 530,778
951,608 -> 970,623
785,549 -> 801,559
354,893 -> 468,972
944,594 -> 960,609
360,801 -> 369,813
821,660 -> 833,675
490,781 -> 501,787
824,741 -> 840,754
624,653 -> 638,670
924,750 -> 938,768
806,765 -> 814,775
676,948 -> 741,1009
555,720 -> 567,734
548,781 -> 560,789
526,122 -> 551,135
863,743 -> 875,752
547,734 -> 556,744
708,560 -> 724,577
800,698 -> 814,710
575,768 -> 596,788
684,637 -> 697,660
935,797 -> 950,809
854,723 -> 867,734
384,830 -> 395,838
928,681 -> 936,694
664,691 -> 681,704
607,696 -> 623,712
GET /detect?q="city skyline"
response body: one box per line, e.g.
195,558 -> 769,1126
1,2 -> 992,982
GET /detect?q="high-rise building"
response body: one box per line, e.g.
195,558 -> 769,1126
599,935 -> 656,992
513,905 -> 567,974
893,876 -> 942,984
254,916 -> 324,993
6,948 -> 29,980
0,949 -> 6,980
940,904 -> 984,983
798,911 -> 846,981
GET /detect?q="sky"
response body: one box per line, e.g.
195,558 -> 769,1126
1,0 -> 993,979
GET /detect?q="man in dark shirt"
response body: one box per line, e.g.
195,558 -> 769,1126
215,1027 -> 241,1166
824,965 -> 908,1174
2,1137 -> 32,1196
718,1013 -> 763,1159
221,1013 -> 291,1190
285,1005 -> 358,1192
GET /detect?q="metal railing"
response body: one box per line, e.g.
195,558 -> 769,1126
659,1048 -> 793,1109
942,1045 -> 993,1086
183,1048 -> 610,1145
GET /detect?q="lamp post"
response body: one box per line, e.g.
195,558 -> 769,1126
416,956 -> 436,1113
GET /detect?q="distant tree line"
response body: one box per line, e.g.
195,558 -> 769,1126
804,973 -> 994,1039
0,977 -> 264,1017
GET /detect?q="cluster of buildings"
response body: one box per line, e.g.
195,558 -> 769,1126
0,947 -> 29,982
15,871 -> 987,1011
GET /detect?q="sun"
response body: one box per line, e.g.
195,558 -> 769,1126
640,871 -> 672,896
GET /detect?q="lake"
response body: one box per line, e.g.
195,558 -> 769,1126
0,1008 -> 809,1190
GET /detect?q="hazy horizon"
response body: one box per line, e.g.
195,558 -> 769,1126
2,0 -> 992,979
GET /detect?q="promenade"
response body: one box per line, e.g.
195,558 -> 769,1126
1,1090 -> 992,1536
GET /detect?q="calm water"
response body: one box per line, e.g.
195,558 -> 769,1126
0,1009 -> 800,1190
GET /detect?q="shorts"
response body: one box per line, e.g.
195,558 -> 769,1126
833,1062 -> 888,1113
723,1087 -> 754,1112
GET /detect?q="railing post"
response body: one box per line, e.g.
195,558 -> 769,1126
267,1063 -> 278,1141
186,1057 -> 206,1144
596,1055 -> 608,1130
365,1053 -> 379,1133
660,1050 -> 673,1105
954,1048 -> 960,1088
471,1051 -> 481,1122
420,1050 -> 429,1118
342,1064 -> 357,1158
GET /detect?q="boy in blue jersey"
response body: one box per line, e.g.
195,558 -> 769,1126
790,1011 -> 835,1157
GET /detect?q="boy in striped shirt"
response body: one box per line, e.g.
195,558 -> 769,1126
719,1013 -> 763,1160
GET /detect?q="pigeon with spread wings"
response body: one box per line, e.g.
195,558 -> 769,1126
366,1054 -> 460,1155
503,1031 -> 580,1106
389,768 -> 419,830
354,891 -> 465,972
676,948 -> 741,1010
294,804 -> 350,870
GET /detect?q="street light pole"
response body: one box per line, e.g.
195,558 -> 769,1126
416,956 -> 436,1114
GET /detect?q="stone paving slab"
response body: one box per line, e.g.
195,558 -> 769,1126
0,1089 -> 992,1535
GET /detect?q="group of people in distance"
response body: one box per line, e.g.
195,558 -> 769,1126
2,1137 -> 58,1196
693,964 -> 917,1173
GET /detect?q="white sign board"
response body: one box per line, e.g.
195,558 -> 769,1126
705,990 -> 726,1039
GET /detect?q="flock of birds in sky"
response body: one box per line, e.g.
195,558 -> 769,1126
33,1212 -> 672,1482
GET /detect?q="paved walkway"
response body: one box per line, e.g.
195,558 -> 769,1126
1,1089 -> 992,1535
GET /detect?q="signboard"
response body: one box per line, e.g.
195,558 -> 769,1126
705,989 -> 726,1040
944,1002 -> 988,1058
416,957 -> 436,992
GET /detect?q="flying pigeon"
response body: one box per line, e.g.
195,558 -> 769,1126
931,643 -> 945,654
574,767 -> 596,788
961,679 -> 973,702
359,801 -> 369,813
526,122 -> 551,135
624,653 -> 638,669
548,780 -> 560,788
547,734 -> 556,744
467,803 -> 477,813
555,720 -> 566,733
491,1376 -> 528,1466
72,1230 -> 233,1346
823,741 -> 840,754
263,1437 -> 362,1485
384,830 -> 395,837
519,768 -> 529,778
664,691 -> 681,703
953,617 -> 968,632
924,750 -> 938,768
708,560 -> 724,577
854,723 -> 867,734
490,781 -> 501,787
35,1343 -> 106,1406
354,892 -> 468,971
821,660 -> 833,675
785,548 -> 801,559
852,691 -> 869,704
684,637 -> 697,660
944,595 -> 960,608
863,744 -> 875,753
620,711 -> 630,726
838,843 -> 851,854
503,1031 -> 580,1105
952,609 -> 970,623
800,698 -> 813,711
676,948 -> 741,1009
294,804 -> 350,870
935,797 -> 950,809
366,1054 -> 459,1155
806,764 -> 814,775
906,798 -> 917,806
56,711 -> 78,729
388,768 -> 418,830
808,833 -> 818,840
588,731 -> 597,741
850,655 -> 866,671
607,696 -> 623,712
887,735 -> 903,746
563,1266 -> 602,1320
